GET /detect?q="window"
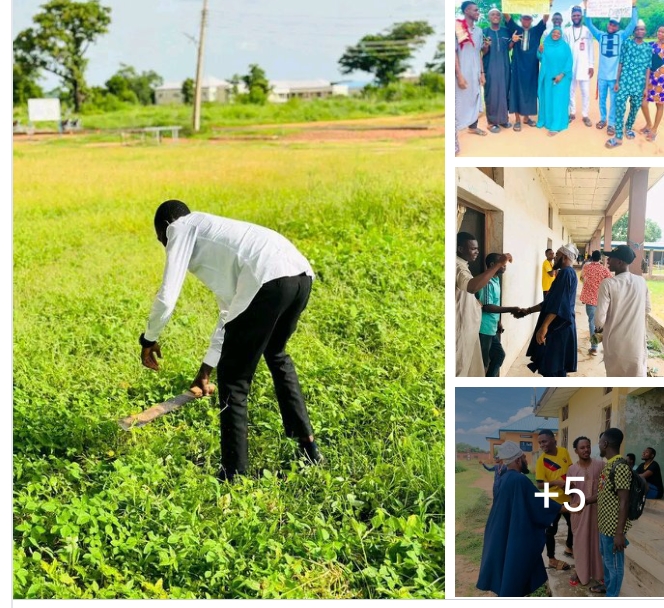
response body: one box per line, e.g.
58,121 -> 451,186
603,406 -> 611,431
561,427 -> 568,449
548,205 -> 554,229
562,226 -> 565,240
520,441 -> 533,452
562,404 -> 569,422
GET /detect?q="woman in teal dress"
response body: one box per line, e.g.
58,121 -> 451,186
537,26 -> 573,136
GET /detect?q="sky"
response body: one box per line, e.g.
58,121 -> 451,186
11,0 -> 444,89
646,178 -> 664,240
456,388 -> 550,450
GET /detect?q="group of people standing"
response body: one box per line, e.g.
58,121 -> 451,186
455,1 -> 664,153
477,429 -> 661,597
456,233 -> 652,378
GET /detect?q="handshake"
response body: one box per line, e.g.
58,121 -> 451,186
511,307 -> 532,319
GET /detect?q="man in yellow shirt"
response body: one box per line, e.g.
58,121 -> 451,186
542,248 -> 557,298
536,429 -> 573,570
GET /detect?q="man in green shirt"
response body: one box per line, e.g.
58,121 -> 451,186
594,427 -> 632,596
476,253 -> 521,377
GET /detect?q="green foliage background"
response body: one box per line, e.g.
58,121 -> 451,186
13,136 -> 445,598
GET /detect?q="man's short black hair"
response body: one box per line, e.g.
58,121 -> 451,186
154,199 -> 191,235
457,231 -> 477,248
553,12 -> 563,17
461,1 -> 477,12
573,436 -> 590,449
538,429 -> 555,438
647,447 -> 657,458
486,252 -> 502,267
591,250 -> 601,262
600,427 -> 624,448
626,453 -> 636,461
545,248 -> 553,254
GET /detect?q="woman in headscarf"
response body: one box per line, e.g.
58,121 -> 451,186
641,25 -> 664,142
536,26 -> 573,136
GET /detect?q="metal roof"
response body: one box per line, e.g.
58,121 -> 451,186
537,167 -> 664,244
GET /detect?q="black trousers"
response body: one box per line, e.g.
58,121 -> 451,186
479,333 -> 505,377
217,273 -> 314,477
546,510 -> 573,558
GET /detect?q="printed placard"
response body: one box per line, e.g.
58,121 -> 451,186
586,0 -> 632,19
501,1 -> 549,13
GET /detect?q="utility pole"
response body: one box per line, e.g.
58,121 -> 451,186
192,0 -> 209,132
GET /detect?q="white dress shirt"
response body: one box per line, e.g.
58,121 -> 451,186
144,212 -> 314,367
564,25 -> 595,81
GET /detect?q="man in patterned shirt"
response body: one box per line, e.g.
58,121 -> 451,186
594,427 -> 631,596
580,250 -> 612,356
606,21 -> 652,148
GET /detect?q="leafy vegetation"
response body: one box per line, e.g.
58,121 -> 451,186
13,135 -> 444,598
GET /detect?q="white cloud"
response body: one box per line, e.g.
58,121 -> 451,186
461,407 -> 534,436
475,397 -> 488,403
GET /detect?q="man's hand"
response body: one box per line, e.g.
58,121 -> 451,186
141,343 -> 162,371
633,0 -> 637,7
512,32 -> 522,43
614,81 -> 620,92
589,67 -> 594,78
190,363 -> 215,396
536,325 -> 548,345
497,322 -> 504,334
457,74 -> 468,89
512,308 -> 528,319
554,74 -> 563,84
498,253 -> 513,265
614,532 -> 626,552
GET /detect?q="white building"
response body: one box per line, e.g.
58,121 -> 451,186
154,76 -> 235,105
268,80 -> 349,103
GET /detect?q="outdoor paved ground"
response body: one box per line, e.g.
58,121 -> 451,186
506,298 -> 664,377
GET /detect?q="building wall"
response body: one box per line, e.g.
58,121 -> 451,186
155,88 -> 183,105
488,429 -> 552,466
545,387 -> 658,460
625,388 -> 664,460
456,167 -> 575,371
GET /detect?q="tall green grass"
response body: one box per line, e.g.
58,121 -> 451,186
13,137 -> 444,598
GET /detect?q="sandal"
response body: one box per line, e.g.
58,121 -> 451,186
514,122 -> 522,132
583,117 -> 593,127
607,125 -> 616,136
569,113 -> 576,121
639,126 -> 651,135
569,574 -> 579,587
596,120 -> 607,130
549,558 -> 571,571
548,130 -> 559,137
501,121 -> 513,129
488,125 -> 501,134
647,131 -> 657,142
524,118 -> 537,127
605,137 -> 623,148
590,584 -> 607,594
564,548 -> 574,557
469,127 -> 487,136
626,129 -> 636,139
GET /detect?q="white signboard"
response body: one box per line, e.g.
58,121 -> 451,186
502,1 -> 549,14
586,0 -> 632,20
27,98 -> 61,122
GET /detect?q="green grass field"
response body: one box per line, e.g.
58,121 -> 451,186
14,96 -> 445,133
13,133 -> 444,598
647,280 -> 664,321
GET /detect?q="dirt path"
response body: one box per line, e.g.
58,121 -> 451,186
455,465 -> 495,598
456,40 -> 662,158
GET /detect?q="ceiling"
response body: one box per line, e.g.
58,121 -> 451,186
537,167 -> 664,244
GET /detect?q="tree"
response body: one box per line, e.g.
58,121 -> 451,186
13,0 -> 111,112
456,442 -> 483,453
105,64 -> 163,105
612,214 -> 663,243
181,78 -> 194,105
240,64 -> 271,105
13,63 -> 44,105
338,21 -> 435,86
425,40 -> 445,74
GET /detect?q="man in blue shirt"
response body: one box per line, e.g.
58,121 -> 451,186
476,253 -> 520,377
585,0 -> 638,136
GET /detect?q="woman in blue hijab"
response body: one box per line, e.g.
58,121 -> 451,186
537,27 -> 573,136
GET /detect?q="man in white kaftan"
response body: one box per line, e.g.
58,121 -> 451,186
595,246 -> 651,377
564,5 -> 595,126
456,255 -> 485,377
